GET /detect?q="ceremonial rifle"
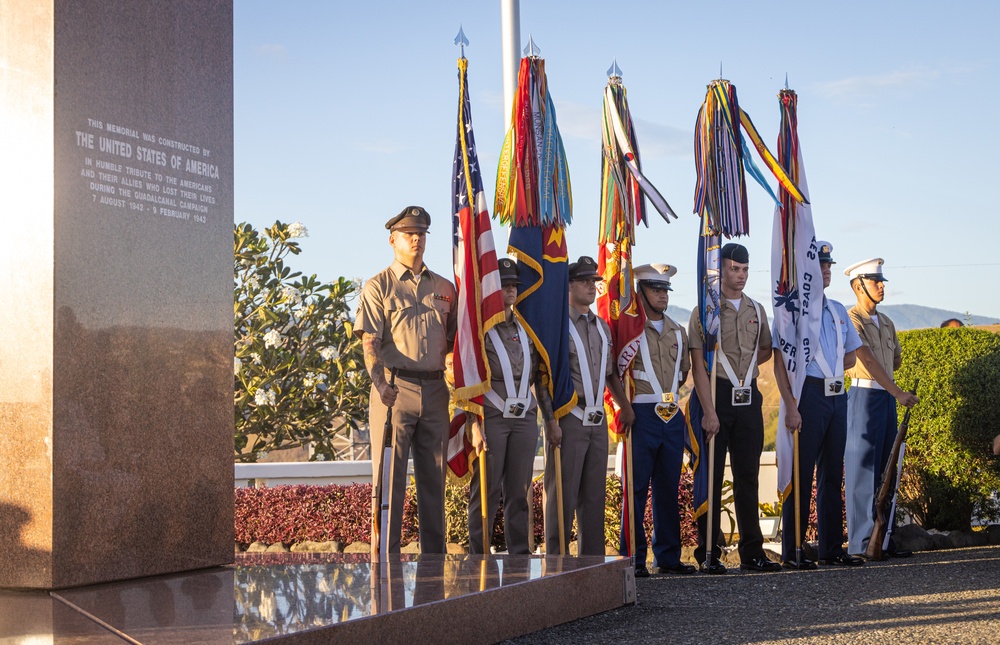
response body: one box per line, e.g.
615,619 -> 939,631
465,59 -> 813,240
371,369 -> 397,564
866,380 -> 918,561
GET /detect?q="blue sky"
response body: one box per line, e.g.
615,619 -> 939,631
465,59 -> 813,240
234,1 -> 1000,318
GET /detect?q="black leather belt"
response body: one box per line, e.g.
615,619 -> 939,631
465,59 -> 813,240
394,369 -> 444,382
805,376 -> 826,386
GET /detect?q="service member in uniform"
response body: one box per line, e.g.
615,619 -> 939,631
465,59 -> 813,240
468,258 -> 559,554
355,206 -> 457,554
620,263 -> 697,576
773,242 -> 865,569
843,257 -> 919,558
689,243 -> 779,573
544,256 -> 634,556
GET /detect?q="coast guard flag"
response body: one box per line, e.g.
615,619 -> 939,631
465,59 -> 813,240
771,89 -> 822,502
495,55 -> 577,418
447,56 -> 504,478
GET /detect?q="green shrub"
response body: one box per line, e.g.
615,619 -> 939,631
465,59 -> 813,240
234,221 -> 369,462
895,327 -> 1000,530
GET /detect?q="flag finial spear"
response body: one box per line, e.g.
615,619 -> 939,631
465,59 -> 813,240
454,25 -> 469,59
720,61 -> 723,79
607,58 -> 623,79
785,73 -> 789,90
523,34 -> 540,58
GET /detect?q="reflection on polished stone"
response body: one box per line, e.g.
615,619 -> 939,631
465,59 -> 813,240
231,553 -> 617,642
0,590 -> 124,643
11,553 -> 629,643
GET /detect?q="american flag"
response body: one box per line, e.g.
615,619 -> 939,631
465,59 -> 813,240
449,57 -> 504,476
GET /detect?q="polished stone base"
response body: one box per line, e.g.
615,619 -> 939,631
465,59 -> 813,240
0,553 -> 635,643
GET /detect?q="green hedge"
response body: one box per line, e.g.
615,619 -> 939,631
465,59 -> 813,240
896,327 -> 1000,530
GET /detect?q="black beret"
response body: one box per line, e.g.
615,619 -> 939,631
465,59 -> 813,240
568,256 -> 600,281
720,242 -> 749,264
385,206 -> 431,232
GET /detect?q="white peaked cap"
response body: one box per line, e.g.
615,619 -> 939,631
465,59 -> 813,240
634,263 -> 677,286
844,257 -> 887,280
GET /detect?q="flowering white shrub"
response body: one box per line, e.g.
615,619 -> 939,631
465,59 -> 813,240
234,221 -> 370,462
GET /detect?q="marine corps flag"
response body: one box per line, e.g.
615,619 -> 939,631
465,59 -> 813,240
685,79 -> 810,519
597,66 -> 678,440
495,53 -> 576,418
771,89 -> 822,502
447,54 -> 504,478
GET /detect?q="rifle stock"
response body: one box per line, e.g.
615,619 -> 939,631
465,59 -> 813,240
371,369 -> 396,564
866,380 -> 918,561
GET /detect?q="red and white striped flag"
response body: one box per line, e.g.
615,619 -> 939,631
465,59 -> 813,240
449,56 -> 504,476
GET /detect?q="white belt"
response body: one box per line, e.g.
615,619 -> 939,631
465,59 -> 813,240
852,378 -> 885,390
631,369 -> 654,382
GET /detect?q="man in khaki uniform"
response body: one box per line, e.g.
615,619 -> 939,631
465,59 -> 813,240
620,263 -> 696,576
355,206 -> 456,554
843,258 -> 918,557
468,258 -> 559,554
544,256 -> 634,556
689,243 -> 778,573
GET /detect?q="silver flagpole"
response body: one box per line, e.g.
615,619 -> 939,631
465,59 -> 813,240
500,0 -> 520,131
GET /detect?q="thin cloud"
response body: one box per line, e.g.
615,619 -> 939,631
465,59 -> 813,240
552,100 -> 601,142
254,43 -> 287,60
815,68 -> 943,102
553,100 -> 689,158
632,117 -> 690,159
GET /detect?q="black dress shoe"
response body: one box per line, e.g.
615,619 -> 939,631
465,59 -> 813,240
634,565 -> 650,578
820,553 -> 865,566
885,547 -> 912,558
740,556 -> 782,572
659,563 -> 697,575
699,560 -> 727,575
781,558 -> 818,570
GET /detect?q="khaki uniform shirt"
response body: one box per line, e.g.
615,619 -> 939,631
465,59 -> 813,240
568,309 -> 614,406
689,294 -> 772,381
354,260 -> 457,371
845,306 -> 900,380
632,316 -> 690,396
485,312 -> 540,400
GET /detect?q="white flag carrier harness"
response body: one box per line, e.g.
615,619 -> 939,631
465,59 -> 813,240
716,300 -> 763,406
632,329 -> 682,405
568,316 -> 609,426
484,319 -> 534,418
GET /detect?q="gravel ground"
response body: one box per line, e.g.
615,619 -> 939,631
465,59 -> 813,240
506,546 -> 1000,644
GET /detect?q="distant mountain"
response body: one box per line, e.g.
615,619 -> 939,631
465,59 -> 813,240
667,305 -> 692,324
880,305 -> 999,330
666,303 -> 997,331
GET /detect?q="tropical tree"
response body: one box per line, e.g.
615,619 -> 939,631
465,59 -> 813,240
234,221 -> 369,462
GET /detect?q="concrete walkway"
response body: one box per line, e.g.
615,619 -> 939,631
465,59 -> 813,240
508,545 -> 1000,644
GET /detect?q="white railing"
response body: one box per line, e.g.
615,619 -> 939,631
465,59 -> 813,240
235,451 -> 781,509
